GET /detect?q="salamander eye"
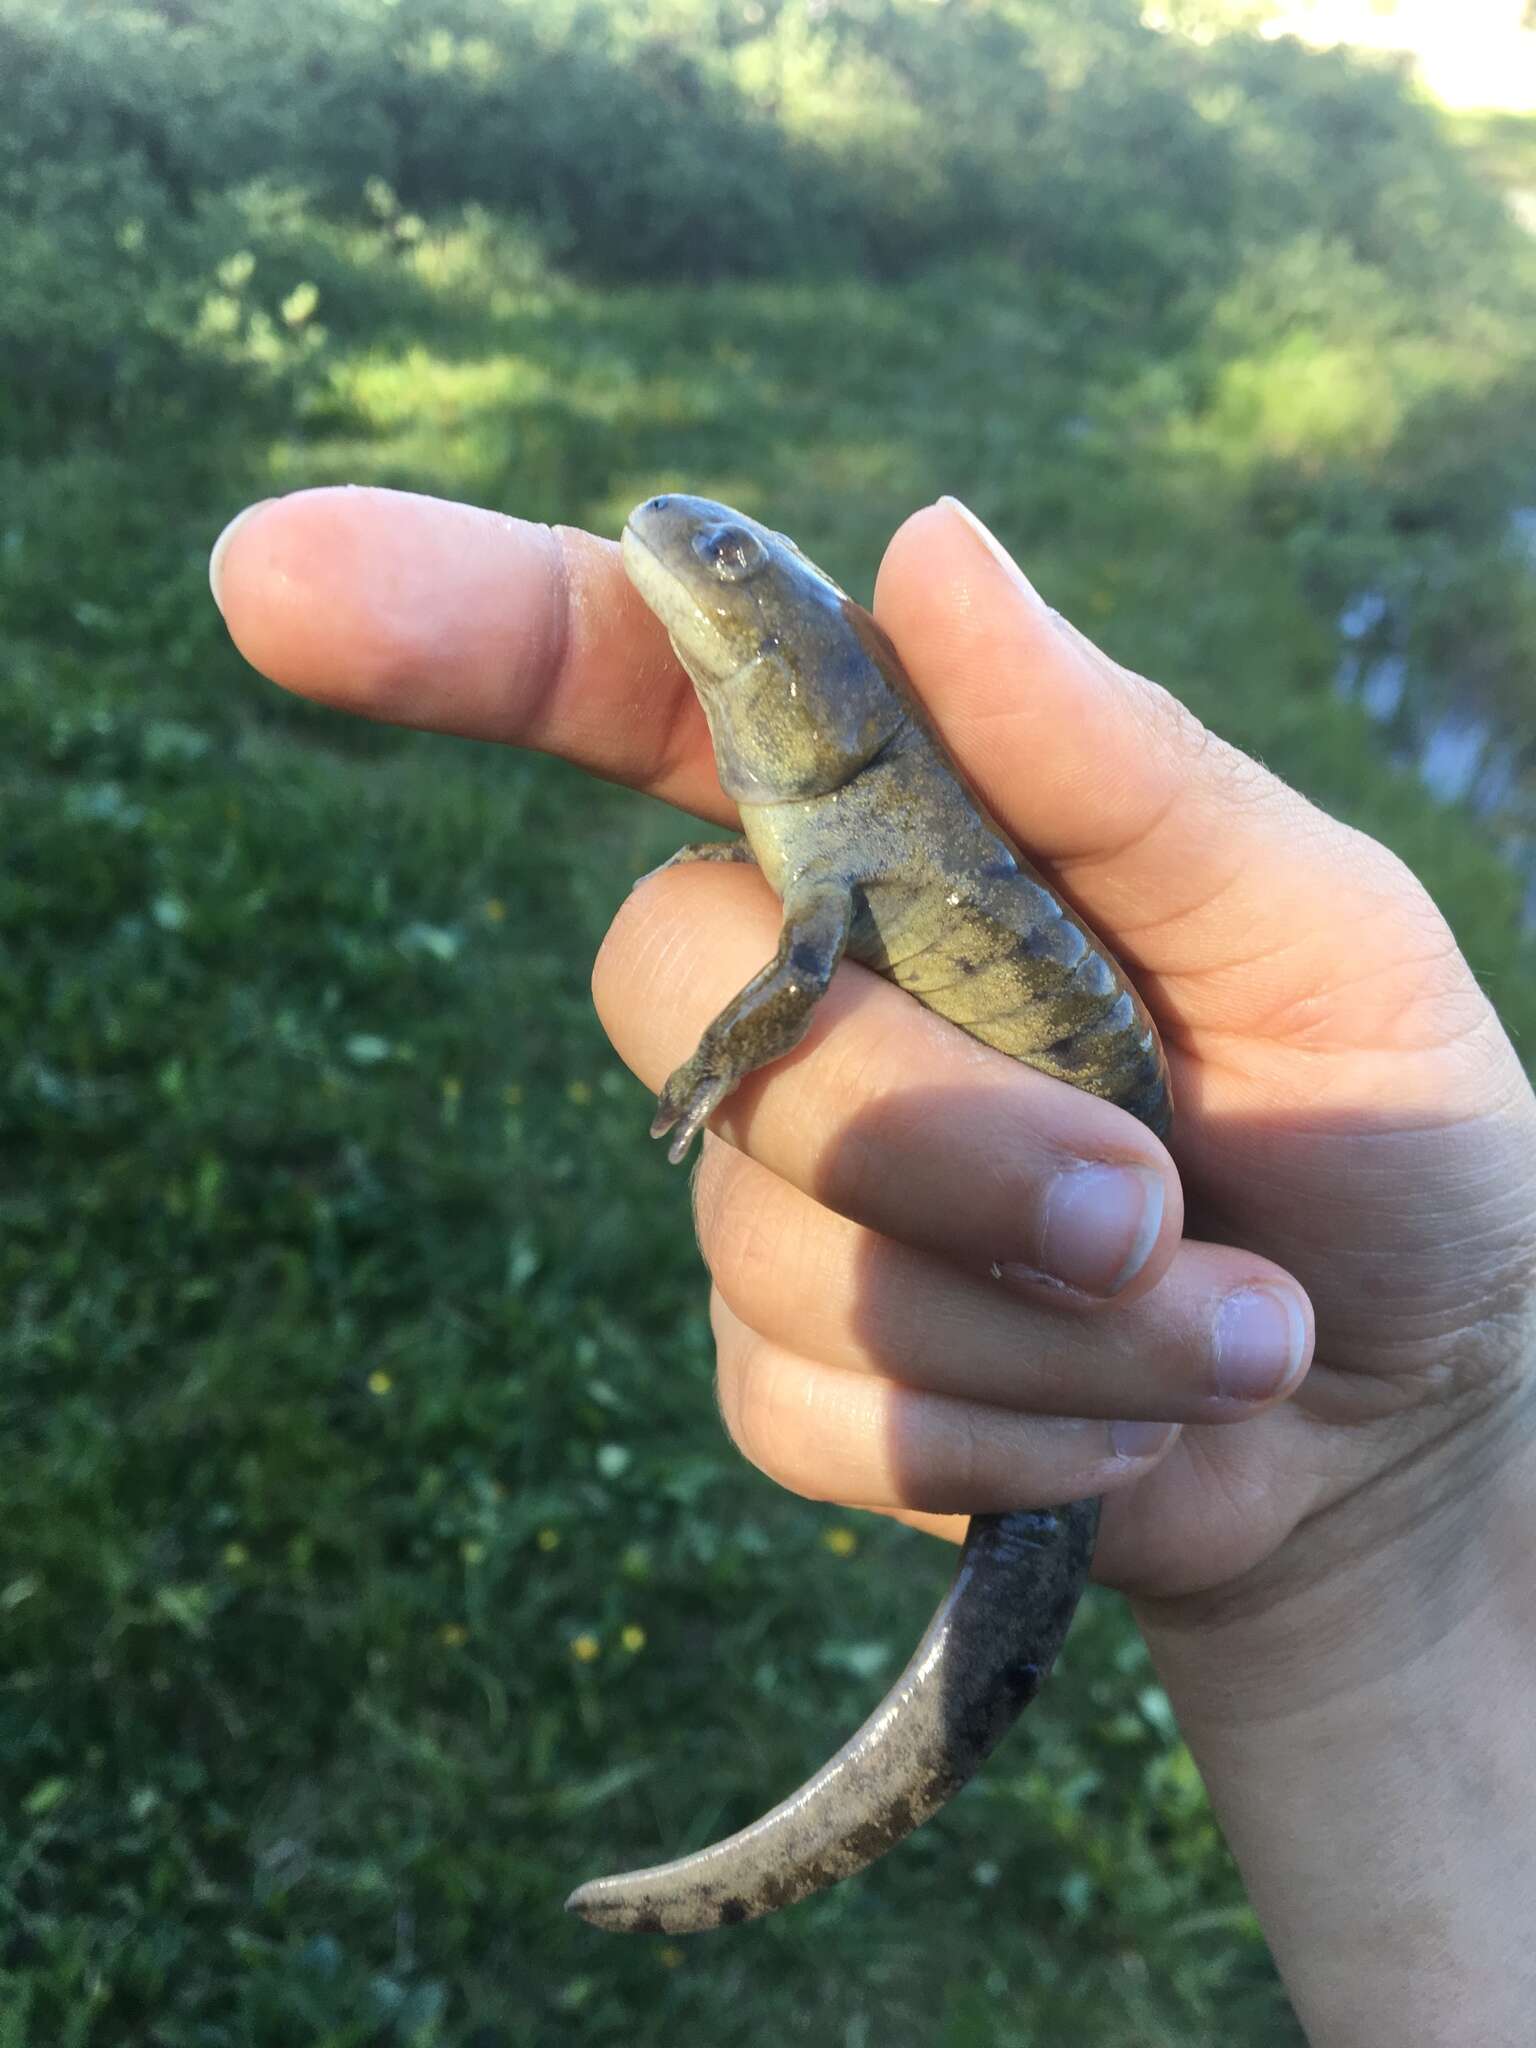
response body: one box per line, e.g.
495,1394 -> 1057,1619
692,524 -> 768,582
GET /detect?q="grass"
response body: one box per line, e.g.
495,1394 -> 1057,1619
3,139 -> 1535,2048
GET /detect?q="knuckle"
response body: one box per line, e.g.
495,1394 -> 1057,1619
1341,825 -> 1450,930
722,1343 -> 794,1487
709,1293 -> 752,1452
941,1400 -> 992,1511
1128,667 -> 1298,825
715,1324 -> 845,1504
693,1155 -> 799,1309
887,1394 -> 984,1516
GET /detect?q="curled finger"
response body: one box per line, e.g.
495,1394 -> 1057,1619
694,1139 -> 1313,1423
711,1290 -> 1180,1519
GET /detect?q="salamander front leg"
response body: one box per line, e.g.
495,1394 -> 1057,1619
650,879 -> 852,1163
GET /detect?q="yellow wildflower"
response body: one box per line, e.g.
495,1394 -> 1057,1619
822,1526 -> 858,1557
367,1370 -> 393,1397
620,1624 -> 646,1653
570,1632 -> 600,1663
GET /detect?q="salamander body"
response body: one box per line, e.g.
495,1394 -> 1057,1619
566,495 -> 1170,1935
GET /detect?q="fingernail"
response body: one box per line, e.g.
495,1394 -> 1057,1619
1008,1163 -> 1164,1298
208,499 -> 274,616
1213,1285 -> 1308,1403
939,496 -> 1047,608
1109,1419 -> 1178,1463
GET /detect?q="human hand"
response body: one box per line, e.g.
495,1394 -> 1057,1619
212,483 -> 1536,1633
215,486 -> 1536,2034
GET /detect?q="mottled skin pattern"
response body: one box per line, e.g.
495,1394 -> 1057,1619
566,496 -> 1171,1935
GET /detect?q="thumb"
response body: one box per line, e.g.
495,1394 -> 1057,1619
872,498 -> 1425,1049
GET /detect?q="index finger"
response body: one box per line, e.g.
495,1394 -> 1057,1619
210,484 -> 734,823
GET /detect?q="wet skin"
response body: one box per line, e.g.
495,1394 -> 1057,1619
566,495 -> 1171,1935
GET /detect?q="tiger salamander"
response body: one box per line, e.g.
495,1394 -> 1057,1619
566,494 -> 1171,1935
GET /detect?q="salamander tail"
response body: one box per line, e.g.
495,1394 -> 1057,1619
564,1498 -> 1100,1934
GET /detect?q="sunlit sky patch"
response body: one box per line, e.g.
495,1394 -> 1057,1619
1257,1 -> 1536,111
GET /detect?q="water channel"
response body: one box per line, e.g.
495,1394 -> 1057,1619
1332,506 -> 1536,932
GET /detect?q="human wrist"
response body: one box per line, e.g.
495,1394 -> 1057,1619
1134,1384 -> 1536,2044
1141,1365 -> 1535,1710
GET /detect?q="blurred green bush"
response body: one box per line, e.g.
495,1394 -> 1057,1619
3,0 -> 1528,375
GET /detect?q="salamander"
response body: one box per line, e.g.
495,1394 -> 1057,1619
566,494 -> 1171,1935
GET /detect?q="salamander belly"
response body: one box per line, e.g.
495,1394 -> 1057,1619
850,885 -> 1171,1138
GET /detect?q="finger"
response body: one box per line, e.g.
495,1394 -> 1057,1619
595,868 -> 1184,1302
878,1506 -> 969,1546
872,500 -> 1426,1039
790,1423 -> 1328,1603
210,486 -> 731,820
712,1291 -> 1179,1517
695,1140 -> 1313,1421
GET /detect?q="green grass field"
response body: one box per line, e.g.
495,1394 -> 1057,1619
4,3 -> 1536,2041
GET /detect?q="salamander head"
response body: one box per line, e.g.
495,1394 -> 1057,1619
623,494 -> 910,805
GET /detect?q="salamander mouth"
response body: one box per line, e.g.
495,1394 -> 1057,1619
620,520 -> 700,639
621,519 -> 762,693
620,517 -> 691,604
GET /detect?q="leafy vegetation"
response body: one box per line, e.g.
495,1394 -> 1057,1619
3,1 -> 1534,2042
